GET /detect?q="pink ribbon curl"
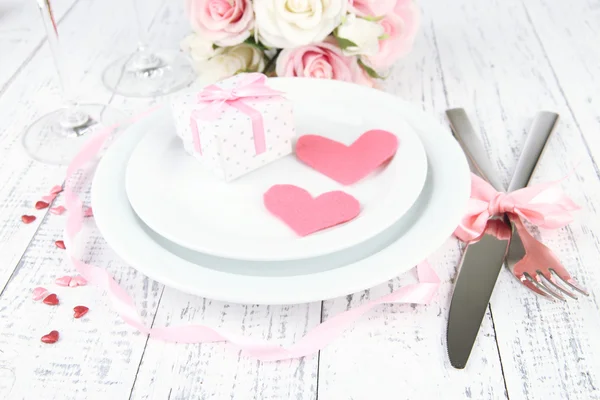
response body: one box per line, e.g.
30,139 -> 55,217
58,104 -> 580,361
454,173 -> 579,242
61,106 -> 441,362
189,73 -> 282,156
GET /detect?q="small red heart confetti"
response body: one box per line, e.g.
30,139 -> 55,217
73,306 -> 89,319
41,194 -> 56,203
55,276 -> 71,287
71,275 -> 87,286
21,215 -> 36,224
35,201 -> 49,210
50,185 -> 63,195
41,330 -> 59,344
55,240 -> 65,249
43,293 -> 59,305
50,206 -> 66,215
32,287 -> 49,301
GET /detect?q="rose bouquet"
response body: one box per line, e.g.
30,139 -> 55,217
180,0 -> 420,87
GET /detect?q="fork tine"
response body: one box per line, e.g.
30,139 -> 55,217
537,269 -> 578,300
531,272 -> 567,301
518,272 -> 558,300
549,268 -> 589,296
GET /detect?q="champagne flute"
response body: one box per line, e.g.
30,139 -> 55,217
22,0 -> 127,166
101,0 -> 196,97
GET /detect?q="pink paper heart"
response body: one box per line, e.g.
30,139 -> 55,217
55,276 -> 72,287
32,287 -> 49,301
295,129 -> 399,185
263,184 -> 360,236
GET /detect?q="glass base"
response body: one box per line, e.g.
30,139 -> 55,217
22,104 -> 128,166
102,49 -> 196,97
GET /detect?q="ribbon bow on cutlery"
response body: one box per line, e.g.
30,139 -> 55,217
445,108 -> 589,370
448,109 -> 588,301
454,173 -> 580,243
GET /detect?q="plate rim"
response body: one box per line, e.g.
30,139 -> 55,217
90,77 -> 471,305
124,80 -> 429,261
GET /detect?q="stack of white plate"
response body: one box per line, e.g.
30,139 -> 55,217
91,78 -> 471,305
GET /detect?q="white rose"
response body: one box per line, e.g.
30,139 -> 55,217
335,14 -> 384,56
254,0 -> 347,48
180,33 -> 216,65
196,43 -> 266,85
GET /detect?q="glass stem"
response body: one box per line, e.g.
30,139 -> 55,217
132,0 -> 148,53
128,0 -> 162,71
37,0 -> 89,128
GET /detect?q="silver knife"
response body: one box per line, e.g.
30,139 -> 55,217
445,109 -> 559,369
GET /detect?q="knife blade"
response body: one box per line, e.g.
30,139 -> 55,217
444,109 -> 558,369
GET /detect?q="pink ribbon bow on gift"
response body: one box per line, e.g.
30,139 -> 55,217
190,73 -> 283,156
454,173 -> 580,242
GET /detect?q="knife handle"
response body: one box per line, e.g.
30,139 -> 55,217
446,109 -> 559,192
507,111 -> 558,191
445,108 -> 506,191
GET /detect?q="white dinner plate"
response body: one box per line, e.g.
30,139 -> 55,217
125,80 -> 428,260
91,78 -> 471,305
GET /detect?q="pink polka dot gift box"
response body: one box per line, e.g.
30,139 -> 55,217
170,72 -> 295,181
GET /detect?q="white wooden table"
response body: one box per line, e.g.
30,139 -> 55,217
1,0 -> 600,398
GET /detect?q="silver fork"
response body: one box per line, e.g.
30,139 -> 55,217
446,108 -> 588,301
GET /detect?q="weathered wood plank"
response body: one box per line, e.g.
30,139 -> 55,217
521,0 -> 600,166
429,0 -> 600,399
124,2 -> 322,399
129,293 -> 321,400
316,11 -> 508,400
1,0 -> 600,398
0,0 -> 321,399
0,0 -> 167,397
0,0 -> 78,93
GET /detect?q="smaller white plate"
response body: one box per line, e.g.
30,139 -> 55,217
91,79 -> 472,305
125,79 -> 428,261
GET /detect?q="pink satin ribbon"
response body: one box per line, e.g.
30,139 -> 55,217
454,173 -> 579,242
61,106 -> 441,361
189,73 -> 281,156
59,106 -> 579,361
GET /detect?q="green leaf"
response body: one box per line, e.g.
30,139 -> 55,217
358,58 -> 385,79
244,36 -> 268,52
263,49 -> 282,74
378,33 -> 390,41
335,36 -> 359,50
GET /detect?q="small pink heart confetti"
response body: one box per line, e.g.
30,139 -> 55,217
41,330 -> 59,344
83,207 -> 93,217
73,305 -> 89,319
50,185 -> 63,195
50,206 -> 66,215
43,293 -> 59,305
21,215 -> 36,224
41,194 -> 56,203
69,275 -> 87,287
32,287 -> 49,301
35,201 -> 49,210
55,276 -> 72,287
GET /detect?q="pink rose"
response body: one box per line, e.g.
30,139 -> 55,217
185,0 -> 254,46
364,0 -> 420,70
276,41 -> 374,87
348,0 -> 396,17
